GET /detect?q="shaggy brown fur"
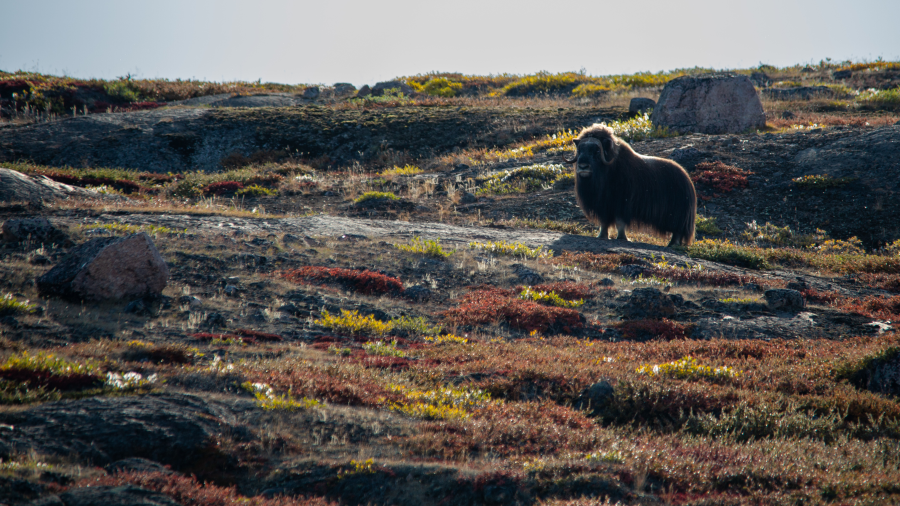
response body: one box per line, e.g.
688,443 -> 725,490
565,124 -> 696,246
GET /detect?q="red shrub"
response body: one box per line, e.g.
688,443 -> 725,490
204,181 -> 245,195
235,329 -> 282,342
0,368 -> 101,391
441,286 -> 583,333
278,266 -> 403,295
76,471 -> 335,506
691,161 -> 752,195
189,332 -> 256,345
33,170 -> 151,194
859,273 -> 900,293
801,289 -> 900,320
546,252 -> 643,272
616,318 -> 689,340
351,355 -> 411,370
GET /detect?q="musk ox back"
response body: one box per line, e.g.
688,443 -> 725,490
565,124 -> 696,246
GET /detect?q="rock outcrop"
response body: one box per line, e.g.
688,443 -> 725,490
0,168 -> 120,204
652,73 -> 766,134
37,233 -> 169,301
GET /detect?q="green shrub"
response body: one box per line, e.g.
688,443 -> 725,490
695,215 -> 722,236
235,184 -> 277,197
422,78 -> 462,97
395,236 -> 454,258
685,239 -> 771,269
792,174 -> 855,189
355,191 -> 399,203
476,163 -> 569,195
0,293 -> 36,315
469,240 -> 553,259
518,288 -> 583,308
363,340 -> 406,358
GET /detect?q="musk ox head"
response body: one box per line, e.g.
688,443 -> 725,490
563,124 -> 621,178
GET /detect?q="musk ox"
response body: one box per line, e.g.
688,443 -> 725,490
564,124 -> 696,246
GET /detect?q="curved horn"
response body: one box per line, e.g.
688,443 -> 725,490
562,152 -> 577,164
598,140 -> 613,165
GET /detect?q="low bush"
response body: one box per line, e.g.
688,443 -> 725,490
518,287 -> 584,308
380,164 -> 422,176
354,191 -> 399,203
468,240 -> 553,259
278,266 -> 403,295
315,309 -> 393,337
0,351 -> 102,391
203,181 -> 244,195
235,184 -> 277,197
442,286 -> 583,333
616,319 -> 690,340
636,356 -> 742,381
0,293 -> 36,315
78,471 -> 336,506
395,236 -> 454,258
684,239 -> 771,269
792,174 -> 855,189
691,161 -> 752,195
475,163 -> 570,195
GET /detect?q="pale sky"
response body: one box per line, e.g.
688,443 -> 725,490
1,0 -> 898,87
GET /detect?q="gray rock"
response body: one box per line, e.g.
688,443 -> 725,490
781,111 -> 795,119
763,86 -> 837,100
618,264 -> 646,278
764,289 -> 806,310
670,146 -> 703,164
302,86 -> 320,99
224,284 -> 240,296
36,233 -> 169,301
59,485 -> 180,506
575,380 -> 614,415
511,264 -> 544,285
178,295 -> 202,309
0,394 -> 241,466
832,69 -> 852,80
622,287 -> 676,319
204,312 -> 227,328
356,84 -> 371,97
629,97 -> 656,115
403,285 -> 433,302
0,169 -> 123,205
750,71 -> 770,87
2,217 -> 64,243
598,278 -> 615,286
371,80 -> 414,97
693,313 -> 818,340
333,83 -> 356,96
458,192 -> 477,204
652,73 -> 766,134
844,348 -> 900,397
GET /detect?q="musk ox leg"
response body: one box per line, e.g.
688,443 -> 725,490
597,225 -> 610,239
667,234 -> 682,247
615,219 -> 628,242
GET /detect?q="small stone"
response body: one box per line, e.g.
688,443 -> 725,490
628,97 -> 656,115
28,254 -> 52,265
302,86 -> 320,99
224,285 -> 240,297
458,192 -> 477,204
764,289 -> 806,310
574,380 -> 614,416
370,80 -> 414,96
403,286 -> 433,302
204,312 -> 226,328
670,146 -> 703,165
750,71 -> 770,87
179,295 -> 202,309
454,163 -> 469,171
598,278 -> 615,286
2,217 -> 65,243
781,111 -> 795,119
618,264 -> 646,278
832,69 -> 852,80
622,287 -> 676,319
511,264 -> 544,285
333,83 -> 356,96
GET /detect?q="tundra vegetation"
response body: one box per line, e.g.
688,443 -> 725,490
1,60 -> 900,505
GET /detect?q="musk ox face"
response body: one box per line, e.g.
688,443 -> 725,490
571,137 -> 616,178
